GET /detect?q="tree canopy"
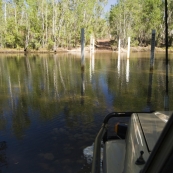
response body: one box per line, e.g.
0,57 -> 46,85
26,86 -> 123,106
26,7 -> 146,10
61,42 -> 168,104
2,0 -> 172,50
0,0 -> 108,50
109,0 -> 173,47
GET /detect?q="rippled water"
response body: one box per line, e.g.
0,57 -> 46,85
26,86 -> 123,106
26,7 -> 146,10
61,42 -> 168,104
0,52 -> 173,173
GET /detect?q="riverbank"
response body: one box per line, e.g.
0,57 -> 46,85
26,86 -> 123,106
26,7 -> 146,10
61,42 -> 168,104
0,45 -> 172,54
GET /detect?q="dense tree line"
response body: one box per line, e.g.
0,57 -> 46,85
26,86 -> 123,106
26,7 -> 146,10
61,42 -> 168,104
109,0 -> 173,47
0,0 -> 108,50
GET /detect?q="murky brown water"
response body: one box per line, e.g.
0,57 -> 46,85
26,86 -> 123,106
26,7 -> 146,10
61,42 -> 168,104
0,52 -> 172,173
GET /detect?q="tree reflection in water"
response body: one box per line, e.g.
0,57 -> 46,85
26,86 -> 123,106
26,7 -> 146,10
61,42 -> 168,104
0,53 -> 172,172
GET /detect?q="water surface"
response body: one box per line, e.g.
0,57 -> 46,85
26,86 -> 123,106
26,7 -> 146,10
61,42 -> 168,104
0,52 -> 172,173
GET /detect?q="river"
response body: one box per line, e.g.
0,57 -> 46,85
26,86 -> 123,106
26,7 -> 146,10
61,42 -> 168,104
0,52 -> 172,173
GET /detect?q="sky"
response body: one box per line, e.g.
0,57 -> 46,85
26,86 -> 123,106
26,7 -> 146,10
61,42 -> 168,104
104,0 -> 117,12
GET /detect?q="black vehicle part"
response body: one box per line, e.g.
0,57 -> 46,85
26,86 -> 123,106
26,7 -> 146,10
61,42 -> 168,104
115,122 -> 128,139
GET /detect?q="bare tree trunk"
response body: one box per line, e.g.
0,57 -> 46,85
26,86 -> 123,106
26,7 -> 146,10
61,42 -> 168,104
41,0 -> 45,48
24,14 -> 30,51
45,3 -> 48,45
4,2 -> 7,23
52,0 -> 56,51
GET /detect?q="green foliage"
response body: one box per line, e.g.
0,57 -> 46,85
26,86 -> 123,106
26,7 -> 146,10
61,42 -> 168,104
109,0 -> 172,47
5,34 -> 15,48
0,0 -> 108,49
47,39 -> 54,50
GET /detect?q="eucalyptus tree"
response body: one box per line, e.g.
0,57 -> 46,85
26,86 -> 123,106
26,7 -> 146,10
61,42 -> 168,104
72,0 -> 108,44
2,0 -> 14,47
109,0 -> 165,47
0,0 -> 21,48
168,0 -> 173,45
139,0 -> 163,46
109,1 -> 125,46
89,0 -> 108,40
39,0 -> 47,48
70,0 -> 97,45
109,0 -> 132,47
0,0 -> 3,47
0,0 -> 109,50
54,0 -> 108,48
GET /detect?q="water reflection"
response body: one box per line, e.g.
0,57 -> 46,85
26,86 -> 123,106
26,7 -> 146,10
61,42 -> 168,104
0,53 -> 172,173
117,52 -> 120,77
126,58 -> 130,83
145,68 -> 153,112
90,53 -> 95,82
81,68 -> 85,105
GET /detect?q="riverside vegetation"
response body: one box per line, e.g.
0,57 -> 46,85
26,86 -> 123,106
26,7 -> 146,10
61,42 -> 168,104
0,0 -> 173,52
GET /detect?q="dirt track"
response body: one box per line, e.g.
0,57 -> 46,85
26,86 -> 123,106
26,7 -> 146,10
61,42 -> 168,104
96,39 -> 112,50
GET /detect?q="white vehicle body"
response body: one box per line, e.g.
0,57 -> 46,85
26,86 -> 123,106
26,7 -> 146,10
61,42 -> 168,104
92,112 -> 173,173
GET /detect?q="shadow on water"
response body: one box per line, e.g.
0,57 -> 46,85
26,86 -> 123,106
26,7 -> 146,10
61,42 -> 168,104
0,52 -> 172,172
145,68 -> 154,112
0,141 -> 7,171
